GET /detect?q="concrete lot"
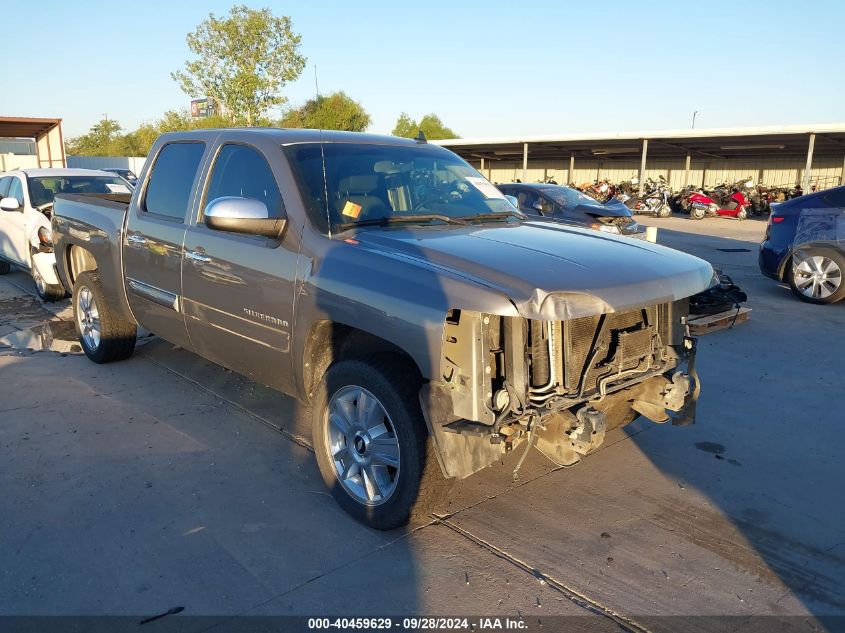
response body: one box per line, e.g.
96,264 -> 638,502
1,215 -> 843,631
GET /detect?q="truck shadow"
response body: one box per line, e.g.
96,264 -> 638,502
621,228 -> 845,621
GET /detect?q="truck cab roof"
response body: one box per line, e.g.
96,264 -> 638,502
155,127 -> 424,147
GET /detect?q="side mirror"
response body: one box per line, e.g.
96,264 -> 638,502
0,197 -> 21,212
204,196 -> 286,239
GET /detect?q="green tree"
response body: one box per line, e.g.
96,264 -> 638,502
280,91 -> 371,131
392,113 -> 416,138
67,109 -> 243,157
391,112 -> 459,140
122,110 -> 237,155
172,5 -> 306,126
65,117 -> 124,156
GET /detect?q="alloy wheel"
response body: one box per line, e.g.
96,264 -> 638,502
325,385 -> 400,506
793,255 -> 842,300
76,286 -> 101,350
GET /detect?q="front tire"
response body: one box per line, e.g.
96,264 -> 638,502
33,267 -> 66,302
73,271 -> 137,363
691,207 -> 706,220
312,356 -> 446,530
789,247 -> 845,304
657,203 -> 671,218
736,209 -> 748,221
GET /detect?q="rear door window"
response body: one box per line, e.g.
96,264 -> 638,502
143,142 -> 206,221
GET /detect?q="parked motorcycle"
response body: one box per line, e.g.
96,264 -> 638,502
748,183 -> 773,217
577,179 -> 615,203
670,185 -> 698,213
688,187 -> 750,220
625,176 -> 672,217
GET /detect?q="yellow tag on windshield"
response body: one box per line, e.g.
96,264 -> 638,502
341,201 -> 362,218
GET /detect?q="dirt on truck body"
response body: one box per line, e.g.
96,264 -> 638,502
51,128 -> 713,529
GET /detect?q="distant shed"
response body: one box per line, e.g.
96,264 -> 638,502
0,116 -> 65,172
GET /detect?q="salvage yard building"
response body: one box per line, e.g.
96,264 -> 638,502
435,124 -> 845,192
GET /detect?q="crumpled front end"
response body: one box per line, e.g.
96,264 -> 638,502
420,299 -> 701,479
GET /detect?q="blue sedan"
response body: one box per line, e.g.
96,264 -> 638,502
759,185 -> 845,303
497,183 -> 646,238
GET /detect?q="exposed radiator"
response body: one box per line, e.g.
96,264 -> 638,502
529,304 -> 667,401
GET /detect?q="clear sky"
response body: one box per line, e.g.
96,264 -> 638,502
4,0 -> 844,139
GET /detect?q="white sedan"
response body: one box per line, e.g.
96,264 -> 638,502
0,168 -> 132,301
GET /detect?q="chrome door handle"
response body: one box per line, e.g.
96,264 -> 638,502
126,234 -> 147,245
185,249 -> 211,263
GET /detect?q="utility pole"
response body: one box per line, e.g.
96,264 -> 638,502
691,110 -> 700,129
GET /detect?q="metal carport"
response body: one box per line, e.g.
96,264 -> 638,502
0,116 -> 65,171
435,124 -> 845,191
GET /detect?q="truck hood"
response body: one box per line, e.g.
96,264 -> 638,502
352,221 -> 713,320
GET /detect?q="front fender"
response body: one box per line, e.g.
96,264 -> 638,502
31,251 -> 61,286
293,234 -> 519,386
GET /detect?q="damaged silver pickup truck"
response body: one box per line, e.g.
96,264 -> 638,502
52,129 -> 712,529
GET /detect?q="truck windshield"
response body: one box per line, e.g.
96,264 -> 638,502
28,176 -> 131,208
285,142 -> 518,233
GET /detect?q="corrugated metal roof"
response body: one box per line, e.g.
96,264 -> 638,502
434,123 -> 845,147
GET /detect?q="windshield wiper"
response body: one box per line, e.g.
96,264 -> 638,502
463,211 -> 525,223
337,214 -> 468,232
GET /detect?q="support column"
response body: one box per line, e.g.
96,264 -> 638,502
569,153 -> 575,185
480,157 -> 485,174
639,139 -> 649,193
684,153 -> 691,187
522,143 -> 528,183
802,133 -> 815,191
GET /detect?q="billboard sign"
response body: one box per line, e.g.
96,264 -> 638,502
191,98 -> 215,118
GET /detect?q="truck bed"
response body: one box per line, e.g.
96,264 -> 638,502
55,192 -> 132,209
52,192 -> 132,318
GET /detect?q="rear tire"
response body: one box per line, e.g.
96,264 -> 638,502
73,271 -> 137,363
789,247 -> 845,304
312,356 -> 449,530
691,207 -> 706,220
657,203 -> 671,218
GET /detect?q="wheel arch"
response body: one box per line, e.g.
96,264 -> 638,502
780,241 -> 845,281
65,244 -> 98,286
301,320 -> 424,404
777,250 -> 793,282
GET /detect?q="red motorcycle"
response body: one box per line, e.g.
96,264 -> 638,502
688,189 -> 750,220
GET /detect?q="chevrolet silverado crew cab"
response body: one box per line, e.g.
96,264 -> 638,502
52,129 -> 713,529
